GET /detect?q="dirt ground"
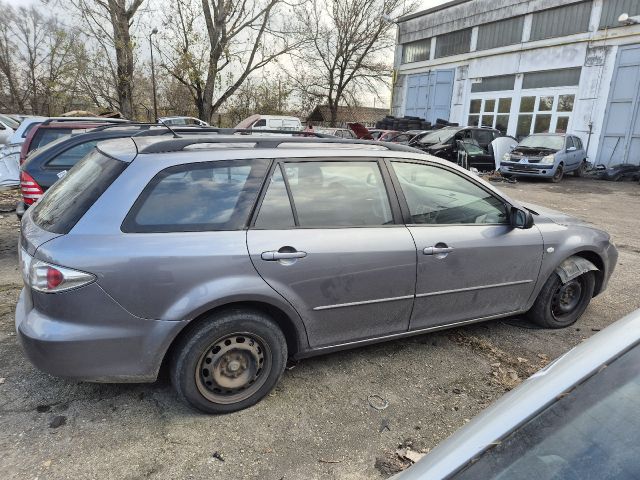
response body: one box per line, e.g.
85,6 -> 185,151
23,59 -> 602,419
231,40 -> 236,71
0,177 -> 638,480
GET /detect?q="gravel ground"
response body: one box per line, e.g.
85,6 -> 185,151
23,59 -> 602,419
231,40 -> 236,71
0,177 -> 638,480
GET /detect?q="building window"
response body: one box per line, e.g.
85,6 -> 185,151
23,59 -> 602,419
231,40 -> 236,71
516,94 -> 575,139
600,0 -> 640,29
470,74 -> 516,93
468,97 -> 511,134
530,1 -> 592,41
477,16 -> 524,51
402,38 -> 431,64
435,29 -> 472,59
522,68 -> 582,89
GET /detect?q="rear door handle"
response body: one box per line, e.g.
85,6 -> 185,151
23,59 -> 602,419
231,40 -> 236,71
423,246 -> 453,255
261,250 -> 307,261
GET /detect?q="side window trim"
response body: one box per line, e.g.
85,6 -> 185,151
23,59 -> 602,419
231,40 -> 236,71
279,162 -> 300,226
385,158 -> 512,226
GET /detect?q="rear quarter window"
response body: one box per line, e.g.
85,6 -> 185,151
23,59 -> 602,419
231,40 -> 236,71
31,150 -> 128,234
122,159 -> 270,233
30,128 -> 72,151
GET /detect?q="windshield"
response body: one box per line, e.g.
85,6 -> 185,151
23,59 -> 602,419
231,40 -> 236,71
452,343 -> 640,480
518,135 -> 564,150
417,128 -> 457,145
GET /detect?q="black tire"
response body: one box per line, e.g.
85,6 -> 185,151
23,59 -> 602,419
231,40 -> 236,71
550,164 -> 564,183
573,160 -> 588,177
170,309 -> 287,414
527,271 -> 595,328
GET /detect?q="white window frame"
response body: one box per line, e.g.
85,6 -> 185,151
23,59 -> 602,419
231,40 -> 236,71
515,87 -> 577,138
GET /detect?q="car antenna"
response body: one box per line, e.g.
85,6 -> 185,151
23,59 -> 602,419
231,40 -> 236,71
158,120 -> 182,138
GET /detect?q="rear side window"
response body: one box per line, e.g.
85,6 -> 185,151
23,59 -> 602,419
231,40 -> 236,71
47,141 -> 99,168
31,150 -> 127,234
122,159 -> 269,233
30,128 -> 72,151
282,161 -> 393,227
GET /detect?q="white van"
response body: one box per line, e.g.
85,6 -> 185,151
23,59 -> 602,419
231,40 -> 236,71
235,115 -> 302,132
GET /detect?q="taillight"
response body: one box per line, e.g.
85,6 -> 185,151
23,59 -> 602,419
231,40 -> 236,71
29,259 -> 95,293
19,141 -> 29,165
20,171 -> 44,205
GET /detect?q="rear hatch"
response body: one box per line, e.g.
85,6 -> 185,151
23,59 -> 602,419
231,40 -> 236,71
20,144 -> 131,255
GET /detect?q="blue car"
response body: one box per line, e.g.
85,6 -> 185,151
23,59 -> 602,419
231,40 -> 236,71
500,133 -> 588,182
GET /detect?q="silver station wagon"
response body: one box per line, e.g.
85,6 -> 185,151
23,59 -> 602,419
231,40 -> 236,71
16,135 -> 618,413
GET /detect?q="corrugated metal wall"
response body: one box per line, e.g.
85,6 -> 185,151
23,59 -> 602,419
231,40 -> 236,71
530,1 -> 592,41
477,16 -> 524,51
600,0 -> 640,28
402,39 -> 431,64
435,29 -> 472,58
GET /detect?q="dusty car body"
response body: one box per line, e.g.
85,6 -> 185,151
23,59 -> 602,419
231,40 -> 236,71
500,133 -> 587,182
395,308 -> 640,480
16,135 -> 617,413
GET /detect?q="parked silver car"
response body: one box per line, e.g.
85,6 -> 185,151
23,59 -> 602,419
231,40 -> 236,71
396,308 -> 640,480
16,135 -> 617,413
500,133 -> 587,182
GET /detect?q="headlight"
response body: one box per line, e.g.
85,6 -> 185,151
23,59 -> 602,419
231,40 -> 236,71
502,152 -> 511,161
542,154 -> 555,163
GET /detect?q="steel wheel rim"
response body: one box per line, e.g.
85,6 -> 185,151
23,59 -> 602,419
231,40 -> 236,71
551,278 -> 583,319
195,332 -> 271,405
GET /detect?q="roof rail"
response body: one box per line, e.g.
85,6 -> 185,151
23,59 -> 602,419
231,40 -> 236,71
136,135 -> 423,154
40,117 -> 132,126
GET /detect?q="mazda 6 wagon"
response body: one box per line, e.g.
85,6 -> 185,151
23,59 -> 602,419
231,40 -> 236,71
16,135 -> 618,413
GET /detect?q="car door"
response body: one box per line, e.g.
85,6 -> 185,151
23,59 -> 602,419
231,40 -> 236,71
246,159 -> 417,348
564,136 -> 577,169
388,160 -> 543,330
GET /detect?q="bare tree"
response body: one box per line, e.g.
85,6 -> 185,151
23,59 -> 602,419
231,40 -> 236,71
292,0 -> 413,126
160,0 -> 302,122
0,2 -> 81,115
65,0 -> 146,118
0,6 -> 26,112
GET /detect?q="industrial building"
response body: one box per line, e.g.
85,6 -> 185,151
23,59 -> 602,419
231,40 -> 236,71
392,0 -> 640,166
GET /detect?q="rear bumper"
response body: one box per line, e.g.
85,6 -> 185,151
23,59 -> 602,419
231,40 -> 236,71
500,162 -> 557,178
15,286 -> 187,382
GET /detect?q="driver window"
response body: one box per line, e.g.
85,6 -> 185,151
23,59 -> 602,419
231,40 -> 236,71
391,162 -> 508,225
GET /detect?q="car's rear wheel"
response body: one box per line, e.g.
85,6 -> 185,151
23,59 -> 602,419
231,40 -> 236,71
574,160 -> 588,177
527,271 -> 595,328
170,309 -> 287,414
550,164 -> 564,183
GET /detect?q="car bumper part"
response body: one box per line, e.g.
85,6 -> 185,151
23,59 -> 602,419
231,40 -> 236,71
500,162 -> 556,177
15,285 -> 187,382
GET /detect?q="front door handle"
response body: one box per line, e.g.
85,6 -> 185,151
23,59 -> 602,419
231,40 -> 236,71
423,246 -> 453,256
261,250 -> 307,261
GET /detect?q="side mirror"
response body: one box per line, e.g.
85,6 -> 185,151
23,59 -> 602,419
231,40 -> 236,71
510,206 -> 534,229
567,146 -> 577,151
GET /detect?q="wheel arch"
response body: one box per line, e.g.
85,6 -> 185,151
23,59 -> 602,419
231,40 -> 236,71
571,250 -> 605,296
159,299 -> 308,379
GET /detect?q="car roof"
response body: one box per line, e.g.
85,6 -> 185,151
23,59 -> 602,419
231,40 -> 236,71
397,308 -> 640,480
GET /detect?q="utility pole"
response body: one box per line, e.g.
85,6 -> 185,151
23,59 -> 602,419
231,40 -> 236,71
149,28 -> 159,122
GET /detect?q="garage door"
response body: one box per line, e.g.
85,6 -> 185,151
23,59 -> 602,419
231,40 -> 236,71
597,45 -> 640,167
405,69 -> 454,124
